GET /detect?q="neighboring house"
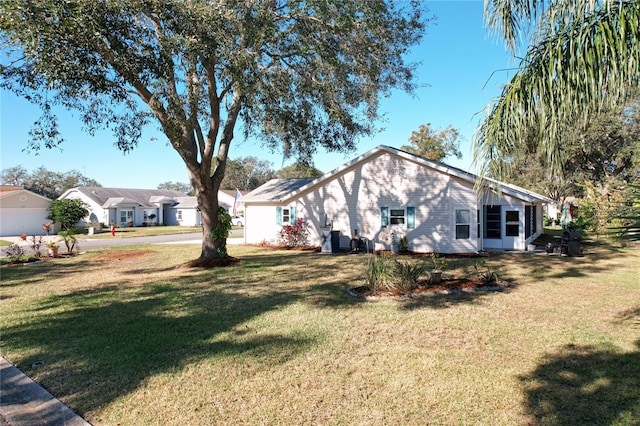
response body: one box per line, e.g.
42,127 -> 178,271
0,185 -> 52,236
59,187 -> 193,227
57,187 -> 247,227
241,145 -> 551,253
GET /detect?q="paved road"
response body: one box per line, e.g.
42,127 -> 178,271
1,229 -> 244,256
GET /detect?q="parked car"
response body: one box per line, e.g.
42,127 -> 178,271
231,215 -> 244,227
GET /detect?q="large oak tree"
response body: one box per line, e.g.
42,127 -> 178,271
0,0 -> 428,265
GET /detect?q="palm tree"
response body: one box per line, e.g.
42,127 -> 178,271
474,0 -> 640,179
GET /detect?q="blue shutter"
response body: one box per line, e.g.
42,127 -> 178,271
276,206 -> 282,225
290,206 -> 297,222
407,207 -> 415,229
381,207 -> 389,228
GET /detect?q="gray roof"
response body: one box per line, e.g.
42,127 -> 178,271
242,146 -> 551,204
241,178 -> 315,202
74,187 -> 189,207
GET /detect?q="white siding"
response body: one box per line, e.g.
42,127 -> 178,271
292,152 -> 472,253
244,204 -> 282,244
60,190 -> 108,225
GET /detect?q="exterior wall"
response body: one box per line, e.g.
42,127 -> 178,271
244,204 -> 282,244
0,191 -> 52,235
480,193 -> 545,251
246,151 -> 479,253
59,190 -> 107,225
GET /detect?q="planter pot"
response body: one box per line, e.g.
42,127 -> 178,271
391,243 -> 400,254
47,247 -> 59,258
430,270 -> 443,284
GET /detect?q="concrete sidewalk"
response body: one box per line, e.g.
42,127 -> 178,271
0,357 -> 90,426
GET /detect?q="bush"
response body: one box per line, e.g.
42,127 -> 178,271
277,218 -> 309,247
5,243 -> 25,263
363,253 -> 393,292
393,260 -> 426,291
363,255 -> 426,293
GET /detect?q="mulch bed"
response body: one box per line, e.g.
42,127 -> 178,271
349,277 -> 510,299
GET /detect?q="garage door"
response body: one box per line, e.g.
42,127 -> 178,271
0,208 -> 51,236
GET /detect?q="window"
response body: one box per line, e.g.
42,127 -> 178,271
120,209 -> 134,225
177,210 -> 183,221
390,209 -> 405,225
506,210 -> 519,236
455,209 -> 470,239
382,207 -> 415,228
276,206 -> 296,225
484,205 -> 501,239
525,205 -> 537,238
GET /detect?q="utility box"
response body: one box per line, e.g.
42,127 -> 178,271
330,230 -> 341,253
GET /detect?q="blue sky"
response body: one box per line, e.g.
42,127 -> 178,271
1,0 -> 518,189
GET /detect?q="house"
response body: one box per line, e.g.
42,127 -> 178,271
57,187 -> 247,228
0,185 -> 53,236
241,145 -> 551,253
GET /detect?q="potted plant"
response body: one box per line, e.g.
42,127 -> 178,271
399,236 -> 409,253
46,240 -> 60,257
429,252 -> 448,284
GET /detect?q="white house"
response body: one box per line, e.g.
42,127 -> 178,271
59,187 -> 193,227
58,187 -> 246,228
241,146 -> 551,253
0,185 -> 53,236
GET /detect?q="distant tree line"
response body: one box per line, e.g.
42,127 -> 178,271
1,160 -> 323,200
0,165 -> 101,199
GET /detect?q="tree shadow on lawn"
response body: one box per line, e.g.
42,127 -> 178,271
520,339 -> 640,425
1,275 -> 322,419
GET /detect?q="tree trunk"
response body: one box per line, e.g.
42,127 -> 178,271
197,184 -> 221,262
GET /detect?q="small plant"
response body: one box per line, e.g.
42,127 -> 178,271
21,234 -> 43,258
45,240 -> 60,249
363,253 -> 393,292
42,222 -> 53,235
473,260 -> 499,284
393,260 -> 426,291
430,252 -> 448,271
5,243 -> 25,263
58,229 -> 78,253
399,236 -> 409,252
277,218 -> 310,248
211,207 -> 232,257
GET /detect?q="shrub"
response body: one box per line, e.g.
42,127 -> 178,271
277,218 -> 309,247
363,253 -> 393,292
5,243 -> 25,263
473,260 -> 499,284
58,230 -> 78,253
393,260 -> 426,291
363,255 -> 426,293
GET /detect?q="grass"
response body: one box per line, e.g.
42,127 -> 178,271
1,242 -> 639,425
83,225 -> 202,238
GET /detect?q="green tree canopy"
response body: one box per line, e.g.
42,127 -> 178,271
157,181 -> 193,195
475,0 -> 640,179
401,123 -> 463,161
0,165 -> 101,199
220,157 -> 277,191
1,0 -> 429,264
277,163 -> 324,179
47,198 -> 89,230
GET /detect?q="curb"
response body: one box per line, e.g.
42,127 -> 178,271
0,357 -> 91,426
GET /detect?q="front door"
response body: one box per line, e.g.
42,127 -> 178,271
503,209 -> 522,250
120,209 -> 134,226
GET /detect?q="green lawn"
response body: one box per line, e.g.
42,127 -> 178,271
1,242 -> 638,425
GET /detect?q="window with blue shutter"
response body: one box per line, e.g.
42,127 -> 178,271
290,206 -> 297,223
276,206 -> 282,225
407,207 -> 415,229
381,207 -> 389,228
